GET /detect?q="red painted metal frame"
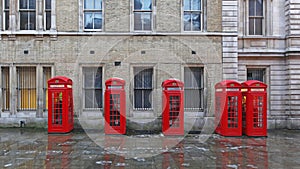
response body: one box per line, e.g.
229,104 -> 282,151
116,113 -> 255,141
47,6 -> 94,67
242,80 -> 267,136
104,78 -> 126,135
162,79 -> 184,136
48,76 -> 74,133
215,80 -> 242,136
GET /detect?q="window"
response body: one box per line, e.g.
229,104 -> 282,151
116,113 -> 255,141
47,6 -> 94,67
17,67 -> 36,110
45,0 -> 51,30
184,67 -> 203,110
83,67 -> 102,109
134,0 -> 152,31
249,0 -> 263,35
4,0 -> 9,30
183,0 -> 202,31
134,67 -> 153,109
19,0 -> 36,30
1,67 -> 10,111
247,68 -> 266,82
84,0 -> 103,30
43,67 -> 51,111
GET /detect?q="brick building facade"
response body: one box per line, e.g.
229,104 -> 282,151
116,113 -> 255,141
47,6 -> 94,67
0,0 -> 299,130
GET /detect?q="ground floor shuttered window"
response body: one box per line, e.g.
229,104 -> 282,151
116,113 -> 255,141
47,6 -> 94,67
1,67 -> 10,111
184,67 -> 203,110
83,67 -> 103,109
43,67 -> 51,111
17,67 -> 37,110
134,67 -> 153,110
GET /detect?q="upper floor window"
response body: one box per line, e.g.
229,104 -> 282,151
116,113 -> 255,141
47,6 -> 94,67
183,0 -> 202,31
44,0 -> 51,30
3,0 -> 9,30
249,0 -> 263,35
134,0 -> 152,31
84,0 -> 103,30
19,0 -> 36,30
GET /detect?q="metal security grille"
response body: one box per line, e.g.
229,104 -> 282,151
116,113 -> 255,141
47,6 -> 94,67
169,96 -> 180,128
51,91 -> 62,125
43,67 -> 51,111
17,67 -> 36,111
247,68 -> 265,82
134,67 -> 153,110
227,96 -> 238,128
109,94 -> 120,127
83,67 -> 102,109
184,67 -> 203,110
253,96 -> 263,128
1,67 -> 10,111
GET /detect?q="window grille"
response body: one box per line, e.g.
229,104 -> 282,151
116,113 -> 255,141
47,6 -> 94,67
134,67 -> 153,110
17,67 -> 37,111
1,67 -> 10,111
83,67 -> 102,109
184,67 -> 203,110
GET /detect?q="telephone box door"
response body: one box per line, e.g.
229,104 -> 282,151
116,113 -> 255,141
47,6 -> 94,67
104,78 -> 126,134
162,79 -> 184,135
242,80 -> 267,136
215,80 -> 242,136
48,76 -> 74,133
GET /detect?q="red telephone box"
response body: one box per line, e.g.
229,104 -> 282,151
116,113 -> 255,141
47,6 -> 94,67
241,80 -> 267,136
162,79 -> 184,135
48,76 -> 74,133
215,80 -> 242,136
104,78 -> 126,134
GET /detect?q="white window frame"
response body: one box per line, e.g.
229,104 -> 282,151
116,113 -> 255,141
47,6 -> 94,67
182,0 -> 203,32
42,67 -> 51,111
183,66 -> 204,111
1,67 -> 10,111
3,0 -> 10,30
82,66 -> 103,110
19,0 -> 37,30
133,67 -> 153,110
44,0 -> 51,30
245,0 -> 265,36
83,0 -> 103,31
16,66 -> 37,111
132,0 -> 154,32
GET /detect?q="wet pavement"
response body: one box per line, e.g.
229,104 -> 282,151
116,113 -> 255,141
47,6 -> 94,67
0,128 -> 299,169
